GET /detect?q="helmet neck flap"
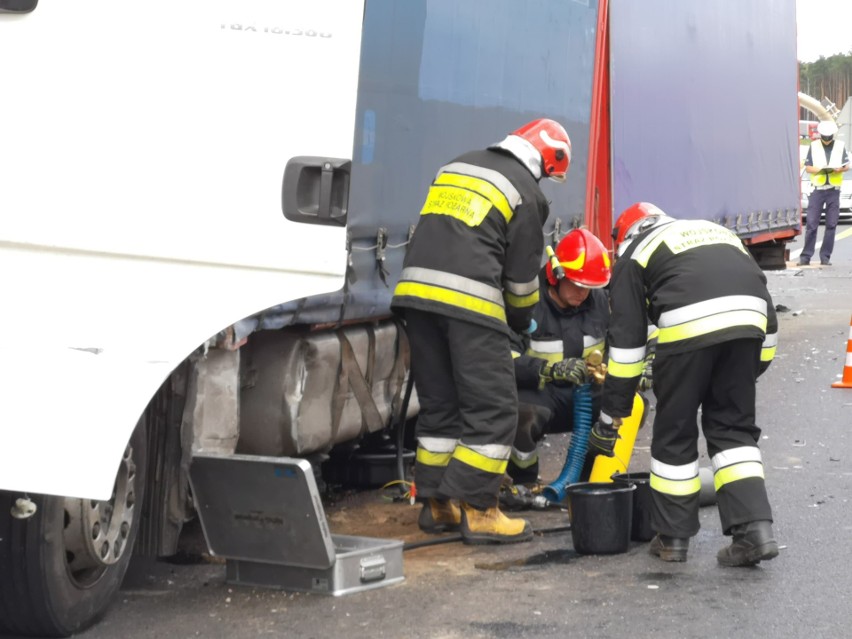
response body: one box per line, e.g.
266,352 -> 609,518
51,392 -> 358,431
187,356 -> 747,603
490,135 -> 543,180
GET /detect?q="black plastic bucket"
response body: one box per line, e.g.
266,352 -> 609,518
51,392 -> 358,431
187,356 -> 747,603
698,466 -> 717,507
566,482 -> 636,554
612,472 -> 655,542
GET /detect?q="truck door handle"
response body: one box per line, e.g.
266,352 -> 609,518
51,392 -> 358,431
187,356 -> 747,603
0,0 -> 39,13
282,156 -> 350,227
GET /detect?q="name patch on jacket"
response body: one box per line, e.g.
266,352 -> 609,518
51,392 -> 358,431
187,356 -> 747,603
664,225 -> 745,255
420,185 -> 493,226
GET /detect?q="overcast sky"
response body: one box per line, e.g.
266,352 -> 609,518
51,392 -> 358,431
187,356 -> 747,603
796,0 -> 852,62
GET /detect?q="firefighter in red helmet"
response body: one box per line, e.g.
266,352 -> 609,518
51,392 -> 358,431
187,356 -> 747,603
596,202 -> 779,566
392,118 -> 572,544
504,228 -> 612,491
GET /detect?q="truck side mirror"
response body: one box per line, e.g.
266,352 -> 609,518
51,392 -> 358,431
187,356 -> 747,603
282,156 -> 350,227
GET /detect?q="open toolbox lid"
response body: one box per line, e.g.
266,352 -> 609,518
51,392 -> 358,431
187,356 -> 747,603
189,453 -> 336,570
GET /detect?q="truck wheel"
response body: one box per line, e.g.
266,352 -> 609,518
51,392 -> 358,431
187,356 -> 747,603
0,422 -> 147,638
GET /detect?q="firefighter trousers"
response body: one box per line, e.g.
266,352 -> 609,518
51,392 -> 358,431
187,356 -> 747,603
405,309 -> 518,509
507,386 -> 601,484
651,338 -> 773,538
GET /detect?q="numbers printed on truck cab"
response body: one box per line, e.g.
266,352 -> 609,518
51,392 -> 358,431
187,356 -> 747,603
221,24 -> 332,38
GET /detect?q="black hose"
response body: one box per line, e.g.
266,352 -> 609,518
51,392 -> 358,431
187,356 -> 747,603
403,534 -> 463,550
394,370 -> 416,495
402,523 -> 572,551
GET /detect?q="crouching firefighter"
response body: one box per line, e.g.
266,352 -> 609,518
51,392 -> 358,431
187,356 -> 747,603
593,202 -> 779,566
392,118 -> 572,544
503,228 -> 612,502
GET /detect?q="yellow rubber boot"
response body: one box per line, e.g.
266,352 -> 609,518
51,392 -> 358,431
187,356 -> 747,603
459,502 -> 533,545
418,498 -> 461,534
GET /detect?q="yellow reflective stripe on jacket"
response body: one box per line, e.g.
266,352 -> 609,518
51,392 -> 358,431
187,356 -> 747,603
659,295 -> 767,326
761,331 -> 778,362
505,289 -> 539,308
504,275 -> 539,308
529,350 -> 562,364
401,267 -> 503,303
452,444 -> 510,475
607,345 -> 646,378
608,360 -> 645,378
504,276 -> 539,296
528,339 -> 562,365
440,161 -> 523,209
395,266 -> 507,323
656,295 -> 768,345
658,309 -> 767,344
395,282 -> 507,323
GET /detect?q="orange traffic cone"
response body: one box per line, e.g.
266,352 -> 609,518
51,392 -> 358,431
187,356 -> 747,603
832,315 -> 852,389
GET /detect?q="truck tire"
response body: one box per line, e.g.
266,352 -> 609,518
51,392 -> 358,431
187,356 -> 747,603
0,422 -> 147,638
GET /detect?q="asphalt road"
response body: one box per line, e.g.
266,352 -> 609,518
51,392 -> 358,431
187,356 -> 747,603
70,222 -> 852,639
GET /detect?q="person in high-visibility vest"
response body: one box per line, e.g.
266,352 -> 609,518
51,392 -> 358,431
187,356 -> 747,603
593,202 -> 779,567
392,119 -> 572,544
798,119 -> 849,266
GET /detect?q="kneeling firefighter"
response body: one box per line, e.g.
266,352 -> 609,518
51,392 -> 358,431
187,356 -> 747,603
593,202 -> 779,566
505,228 -> 612,496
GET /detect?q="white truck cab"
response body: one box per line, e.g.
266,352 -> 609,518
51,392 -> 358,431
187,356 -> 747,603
0,0 -> 598,634
1,1 -> 371,634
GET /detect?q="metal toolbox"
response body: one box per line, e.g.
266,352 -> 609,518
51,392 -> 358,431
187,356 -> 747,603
226,534 -> 403,596
189,453 -> 404,596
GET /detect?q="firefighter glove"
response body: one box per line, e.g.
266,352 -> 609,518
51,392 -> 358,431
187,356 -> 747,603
589,414 -> 623,457
545,358 -> 589,386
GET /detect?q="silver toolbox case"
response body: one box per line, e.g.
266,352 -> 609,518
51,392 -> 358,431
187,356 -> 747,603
226,534 -> 404,596
189,453 -> 404,596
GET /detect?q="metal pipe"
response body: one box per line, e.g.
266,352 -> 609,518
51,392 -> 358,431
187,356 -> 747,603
798,92 -> 834,122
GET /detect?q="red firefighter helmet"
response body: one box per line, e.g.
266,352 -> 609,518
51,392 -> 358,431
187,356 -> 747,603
612,202 -> 667,253
511,119 -> 572,182
546,228 -> 611,288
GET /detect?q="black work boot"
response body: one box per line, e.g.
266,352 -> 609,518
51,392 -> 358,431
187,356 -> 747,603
717,520 -> 779,567
649,534 -> 689,562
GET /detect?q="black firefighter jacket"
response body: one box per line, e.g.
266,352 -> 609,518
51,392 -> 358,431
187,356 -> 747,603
602,218 -> 778,418
391,148 -> 550,335
512,280 -> 610,389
